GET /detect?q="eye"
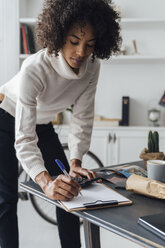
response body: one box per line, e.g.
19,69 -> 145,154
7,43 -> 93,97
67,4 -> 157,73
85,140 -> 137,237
70,40 -> 79,45
87,44 -> 95,48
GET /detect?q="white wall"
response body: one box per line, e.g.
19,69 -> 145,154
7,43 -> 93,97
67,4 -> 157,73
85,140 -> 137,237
19,0 -> 42,18
95,61 -> 165,126
0,0 -> 4,84
0,0 -> 19,85
95,0 -> 165,126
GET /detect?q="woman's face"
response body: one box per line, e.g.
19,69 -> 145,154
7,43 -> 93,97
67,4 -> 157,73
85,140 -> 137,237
61,23 -> 96,71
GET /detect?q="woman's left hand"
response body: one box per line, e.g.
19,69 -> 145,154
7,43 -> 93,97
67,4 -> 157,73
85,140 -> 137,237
69,159 -> 97,179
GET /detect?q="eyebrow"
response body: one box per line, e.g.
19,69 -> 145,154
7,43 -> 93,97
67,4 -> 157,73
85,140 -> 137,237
69,34 -> 96,42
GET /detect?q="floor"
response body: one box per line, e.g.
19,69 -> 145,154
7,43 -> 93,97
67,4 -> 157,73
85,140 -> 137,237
18,199 -> 142,248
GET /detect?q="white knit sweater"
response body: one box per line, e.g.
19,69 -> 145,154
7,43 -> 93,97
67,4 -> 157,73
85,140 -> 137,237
0,49 -> 100,181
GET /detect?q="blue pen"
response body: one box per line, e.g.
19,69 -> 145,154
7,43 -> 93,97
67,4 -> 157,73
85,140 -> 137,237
55,159 -> 82,196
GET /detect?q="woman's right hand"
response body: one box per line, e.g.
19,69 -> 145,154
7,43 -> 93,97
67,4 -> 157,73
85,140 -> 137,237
35,171 -> 81,201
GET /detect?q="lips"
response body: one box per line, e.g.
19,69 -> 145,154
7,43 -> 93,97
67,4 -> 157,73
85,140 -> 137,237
71,58 -> 84,66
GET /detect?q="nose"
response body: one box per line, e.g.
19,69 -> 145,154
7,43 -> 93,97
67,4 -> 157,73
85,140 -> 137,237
76,45 -> 86,57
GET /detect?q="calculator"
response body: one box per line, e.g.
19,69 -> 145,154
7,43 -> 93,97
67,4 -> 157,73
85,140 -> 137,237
73,176 -> 102,188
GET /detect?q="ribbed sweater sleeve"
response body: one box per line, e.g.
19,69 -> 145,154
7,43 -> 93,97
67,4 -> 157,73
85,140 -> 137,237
14,71 -> 47,181
68,60 -> 100,162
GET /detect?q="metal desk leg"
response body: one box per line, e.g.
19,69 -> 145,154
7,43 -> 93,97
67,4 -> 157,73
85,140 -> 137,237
83,220 -> 101,248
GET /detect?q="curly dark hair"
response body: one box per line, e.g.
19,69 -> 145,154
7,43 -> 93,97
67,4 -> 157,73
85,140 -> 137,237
36,0 -> 122,60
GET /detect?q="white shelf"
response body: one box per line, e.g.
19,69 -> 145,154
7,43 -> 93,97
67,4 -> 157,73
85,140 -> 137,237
102,55 -> 165,63
113,55 -> 165,60
20,54 -> 165,62
20,18 -> 165,25
121,18 -> 165,24
19,54 -> 31,59
19,18 -> 36,25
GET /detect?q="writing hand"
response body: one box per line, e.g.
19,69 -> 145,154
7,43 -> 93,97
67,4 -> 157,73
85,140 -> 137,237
35,171 -> 81,201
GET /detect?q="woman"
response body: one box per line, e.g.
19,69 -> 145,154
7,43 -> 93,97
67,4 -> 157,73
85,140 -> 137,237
0,0 -> 121,247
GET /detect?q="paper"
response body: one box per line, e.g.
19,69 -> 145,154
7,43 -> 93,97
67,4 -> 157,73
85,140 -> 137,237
60,183 -> 130,210
126,174 -> 165,199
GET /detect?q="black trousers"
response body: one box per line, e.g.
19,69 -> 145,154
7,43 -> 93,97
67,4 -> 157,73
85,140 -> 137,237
0,108 -> 80,248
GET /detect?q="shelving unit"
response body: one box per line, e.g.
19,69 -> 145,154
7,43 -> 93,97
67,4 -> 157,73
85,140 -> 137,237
105,15 -> 165,63
18,0 -> 43,67
116,21 -> 165,62
112,1 -> 165,64
17,0 -> 165,67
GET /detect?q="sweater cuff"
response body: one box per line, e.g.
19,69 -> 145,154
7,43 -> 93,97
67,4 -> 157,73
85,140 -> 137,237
28,164 -> 48,182
70,150 -> 83,162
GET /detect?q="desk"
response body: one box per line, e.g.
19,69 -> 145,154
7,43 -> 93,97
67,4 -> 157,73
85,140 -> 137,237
20,161 -> 165,248
78,161 -> 165,248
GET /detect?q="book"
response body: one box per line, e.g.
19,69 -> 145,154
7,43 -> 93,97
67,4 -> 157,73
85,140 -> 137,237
21,25 -> 28,54
94,120 -> 120,127
20,27 -> 24,54
94,116 -> 120,127
24,25 -> 31,54
20,24 -> 35,54
120,96 -> 129,126
26,25 -> 35,54
20,180 -> 132,212
138,213 -> 165,240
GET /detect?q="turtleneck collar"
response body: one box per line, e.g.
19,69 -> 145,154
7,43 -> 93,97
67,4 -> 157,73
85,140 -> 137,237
46,50 -> 89,80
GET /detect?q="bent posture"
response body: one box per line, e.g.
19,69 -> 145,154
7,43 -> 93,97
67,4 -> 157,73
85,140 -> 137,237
0,0 -> 121,247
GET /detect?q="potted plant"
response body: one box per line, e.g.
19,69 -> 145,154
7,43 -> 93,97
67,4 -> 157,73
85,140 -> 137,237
139,130 -> 164,168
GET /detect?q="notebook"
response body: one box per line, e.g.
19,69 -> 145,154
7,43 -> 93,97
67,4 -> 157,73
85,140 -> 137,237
20,180 -> 132,212
138,213 -> 165,240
